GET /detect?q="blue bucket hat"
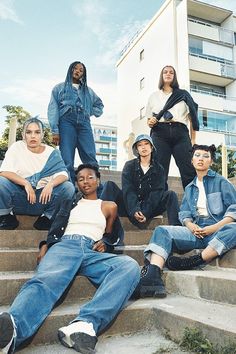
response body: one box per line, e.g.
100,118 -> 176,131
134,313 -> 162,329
132,134 -> 155,157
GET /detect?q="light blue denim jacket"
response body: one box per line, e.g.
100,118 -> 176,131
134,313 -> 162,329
179,169 -> 236,224
48,82 -> 104,134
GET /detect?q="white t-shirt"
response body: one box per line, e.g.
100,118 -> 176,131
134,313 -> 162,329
196,178 -> 208,217
0,141 -> 68,188
145,90 -> 190,126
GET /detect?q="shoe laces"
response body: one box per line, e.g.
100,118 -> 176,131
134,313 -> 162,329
140,265 -> 148,278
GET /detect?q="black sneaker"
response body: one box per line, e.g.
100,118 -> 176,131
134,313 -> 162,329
131,264 -> 166,299
33,216 -> 52,230
0,214 -> 19,230
58,328 -> 97,354
166,254 -> 205,271
0,312 -> 16,354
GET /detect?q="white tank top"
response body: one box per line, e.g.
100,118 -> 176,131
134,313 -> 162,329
64,198 -> 106,241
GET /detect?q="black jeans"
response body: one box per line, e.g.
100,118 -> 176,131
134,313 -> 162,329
151,122 -> 196,189
100,181 -> 180,226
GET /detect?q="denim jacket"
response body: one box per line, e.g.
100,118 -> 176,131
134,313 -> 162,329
48,83 -> 104,134
122,157 -> 165,219
179,169 -> 236,224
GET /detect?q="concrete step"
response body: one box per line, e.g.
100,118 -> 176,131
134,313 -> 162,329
12,215 -> 167,230
0,229 -> 151,249
1,295 -> 235,349
1,264 -> 236,307
0,272 -> 95,306
1,246 -> 236,272
17,330 -> 190,354
0,230 -> 46,249
165,266 -> 236,305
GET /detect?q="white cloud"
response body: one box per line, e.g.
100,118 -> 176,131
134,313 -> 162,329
0,0 -> 23,24
72,0 -> 108,41
0,77 -> 117,129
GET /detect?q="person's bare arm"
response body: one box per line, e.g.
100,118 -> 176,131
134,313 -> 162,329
0,171 -> 36,203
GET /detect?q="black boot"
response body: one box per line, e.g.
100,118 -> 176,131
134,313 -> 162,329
0,214 -> 19,230
166,254 -> 205,271
132,264 -> 166,299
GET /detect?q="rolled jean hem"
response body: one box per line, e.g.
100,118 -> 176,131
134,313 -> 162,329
208,238 -> 226,255
0,208 -> 12,216
144,243 -> 168,262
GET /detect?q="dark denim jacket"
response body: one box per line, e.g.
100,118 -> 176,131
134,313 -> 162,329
179,169 -> 236,224
122,157 -> 165,219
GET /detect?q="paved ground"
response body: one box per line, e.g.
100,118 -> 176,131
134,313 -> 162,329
18,330 -> 191,353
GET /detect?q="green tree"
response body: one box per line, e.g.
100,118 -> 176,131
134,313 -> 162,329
0,105 -> 53,160
212,144 -> 236,178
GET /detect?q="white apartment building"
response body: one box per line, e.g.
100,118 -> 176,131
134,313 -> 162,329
116,0 -> 236,174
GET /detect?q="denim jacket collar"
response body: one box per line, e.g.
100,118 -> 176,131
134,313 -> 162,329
189,169 -> 216,187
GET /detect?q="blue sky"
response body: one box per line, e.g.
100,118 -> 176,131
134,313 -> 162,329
0,0 -> 235,135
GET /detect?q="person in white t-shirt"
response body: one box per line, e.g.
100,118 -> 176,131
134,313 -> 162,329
146,65 -> 199,189
0,117 -> 75,230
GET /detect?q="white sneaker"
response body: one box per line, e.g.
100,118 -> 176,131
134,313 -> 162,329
58,321 -> 96,348
0,313 -> 16,354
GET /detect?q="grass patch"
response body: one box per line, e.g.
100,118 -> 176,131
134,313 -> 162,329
180,327 -> 236,354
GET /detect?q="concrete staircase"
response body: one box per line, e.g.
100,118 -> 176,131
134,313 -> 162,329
0,173 -> 236,353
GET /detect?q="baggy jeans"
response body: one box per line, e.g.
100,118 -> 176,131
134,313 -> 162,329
9,236 -> 140,348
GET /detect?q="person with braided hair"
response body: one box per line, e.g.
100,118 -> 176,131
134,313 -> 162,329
48,61 -> 104,183
133,144 -> 236,299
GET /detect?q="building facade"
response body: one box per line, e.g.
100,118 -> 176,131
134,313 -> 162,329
116,0 -> 236,173
93,124 -> 117,170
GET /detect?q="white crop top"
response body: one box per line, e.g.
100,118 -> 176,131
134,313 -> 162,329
64,198 -> 106,241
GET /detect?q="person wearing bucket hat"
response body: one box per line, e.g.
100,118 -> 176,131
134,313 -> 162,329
101,134 -> 180,227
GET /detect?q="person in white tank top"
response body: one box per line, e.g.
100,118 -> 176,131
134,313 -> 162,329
0,164 -> 140,354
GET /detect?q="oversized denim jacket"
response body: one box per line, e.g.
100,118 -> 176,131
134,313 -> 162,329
48,82 -> 104,134
179,169 -> 236,225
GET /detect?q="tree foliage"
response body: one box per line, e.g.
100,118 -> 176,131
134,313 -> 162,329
212,144 -> 236,178
0,105 -> 53,160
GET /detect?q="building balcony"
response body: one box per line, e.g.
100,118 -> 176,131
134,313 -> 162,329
191,89 -> 236,113
188,19 -> 234,45
99,160 -> 117,167
189,54 -> 236,86
97,148 -> 117,154
94,135 -> 117,142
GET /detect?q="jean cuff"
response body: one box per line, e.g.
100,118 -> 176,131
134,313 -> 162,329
144,243 -> 168,262
208,237 -> 226,255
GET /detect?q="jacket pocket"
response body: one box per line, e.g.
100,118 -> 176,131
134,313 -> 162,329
207,192 -> 223,215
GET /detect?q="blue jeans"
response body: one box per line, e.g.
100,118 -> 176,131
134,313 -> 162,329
9,236 -> 140,348
59,111 -> 98,183
0,176 -> 75,219
144,217 -> 236,261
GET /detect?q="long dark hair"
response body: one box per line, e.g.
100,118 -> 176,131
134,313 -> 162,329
158,65 -> 179,90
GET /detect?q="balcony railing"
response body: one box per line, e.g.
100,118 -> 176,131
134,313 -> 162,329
188,18 -> 234,45
190,87 -> 236,101
189,52 -> 236,79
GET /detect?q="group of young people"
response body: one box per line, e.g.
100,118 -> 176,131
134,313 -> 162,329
0,62 -> 235,354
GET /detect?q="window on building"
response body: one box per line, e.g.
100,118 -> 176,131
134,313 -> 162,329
140,107 -> 145,119
140,77 -> 145,90
190,81 -> 225,97
189,36 -> 233,63
139,49 -> 144,61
